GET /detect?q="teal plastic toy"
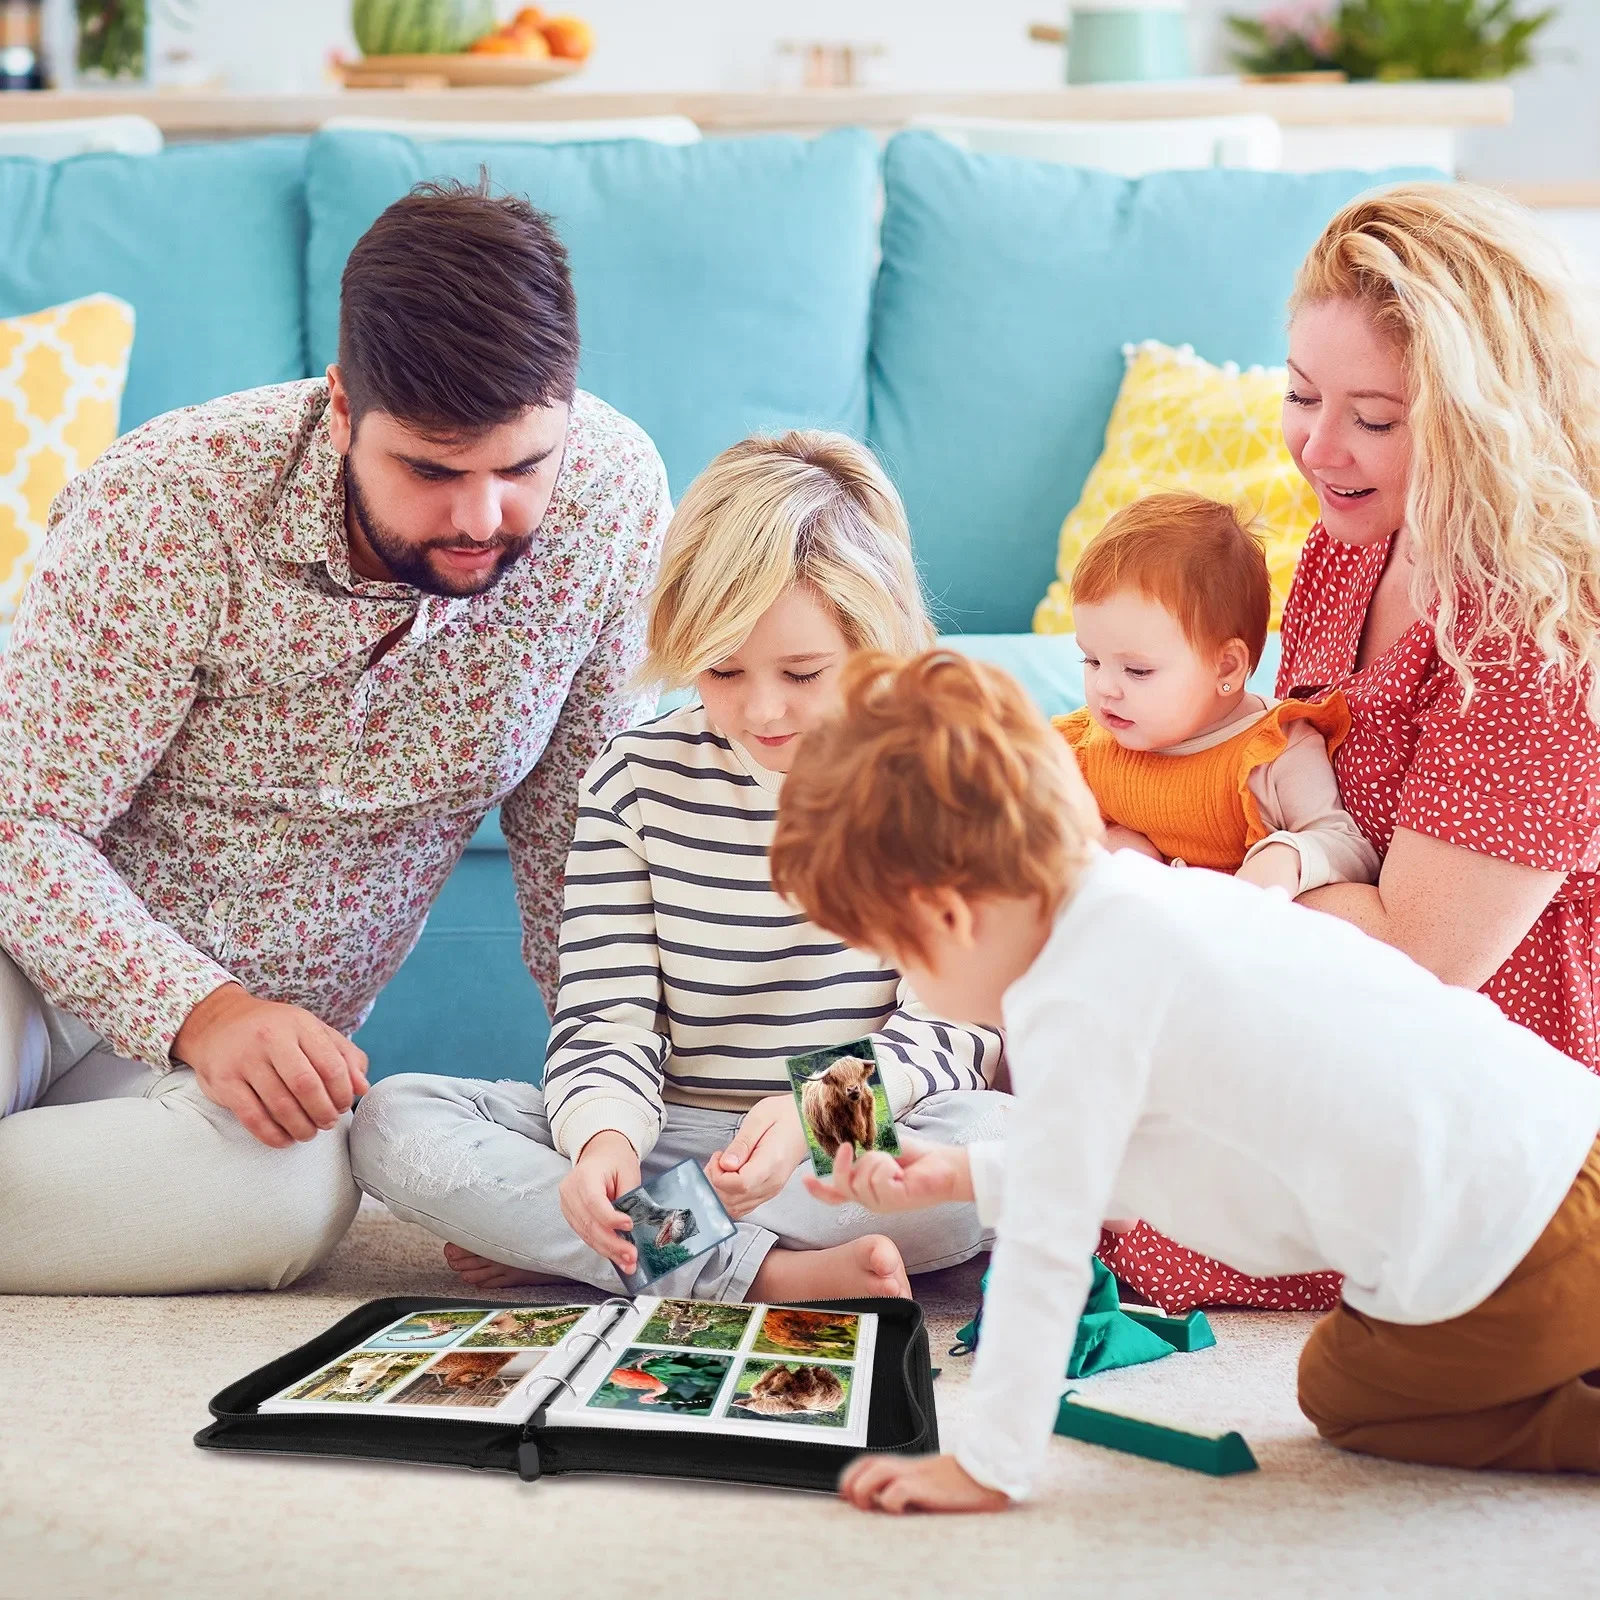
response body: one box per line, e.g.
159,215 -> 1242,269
1055,1391 -> 1259,1476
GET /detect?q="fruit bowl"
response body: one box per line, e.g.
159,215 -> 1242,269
343,4 -> 592,88
339,52 -> 582,88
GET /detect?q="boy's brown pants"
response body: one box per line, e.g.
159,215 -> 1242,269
1298,1135 -> 1600,1473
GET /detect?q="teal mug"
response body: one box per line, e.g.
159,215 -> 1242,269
1061,2 -> 1192,84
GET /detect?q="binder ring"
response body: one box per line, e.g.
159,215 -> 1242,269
567,1330 -> 613,1358
533,1372 -> 581,1405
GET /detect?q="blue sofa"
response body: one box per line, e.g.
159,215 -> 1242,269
0,127 -> 1409,1080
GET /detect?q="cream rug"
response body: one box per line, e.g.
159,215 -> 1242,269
2,1200 -> 1593,1600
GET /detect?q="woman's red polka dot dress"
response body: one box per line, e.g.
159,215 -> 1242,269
1095,525 -> 1600,1315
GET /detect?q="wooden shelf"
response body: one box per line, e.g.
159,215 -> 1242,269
0,81 -> 1514,138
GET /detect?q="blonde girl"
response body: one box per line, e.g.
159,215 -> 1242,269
352,431 -> 1008,1303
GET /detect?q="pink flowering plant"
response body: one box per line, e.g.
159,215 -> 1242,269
1226,2 -> 1341,72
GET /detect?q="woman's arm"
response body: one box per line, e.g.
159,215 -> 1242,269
1298,825 -> 1565,991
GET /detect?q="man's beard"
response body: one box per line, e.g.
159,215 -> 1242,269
344,457 -> 535,598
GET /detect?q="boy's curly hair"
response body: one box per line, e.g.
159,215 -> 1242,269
770,651 -> 1103,962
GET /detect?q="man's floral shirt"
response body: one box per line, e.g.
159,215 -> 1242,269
0,380 -> 669,1070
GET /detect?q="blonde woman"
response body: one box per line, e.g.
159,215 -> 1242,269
352,432 -> 1008,1303
1100,181 -> 1600,1318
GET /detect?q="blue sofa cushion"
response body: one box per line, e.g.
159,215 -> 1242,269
303,128 -> 880,499
0,139 -> 310,432
869,133 -> 1434,632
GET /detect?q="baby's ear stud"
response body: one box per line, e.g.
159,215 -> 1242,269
1221,682 -> 1232,692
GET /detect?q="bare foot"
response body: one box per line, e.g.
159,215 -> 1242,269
748,1235 -> 912,1303
442,1242 -> 565,1290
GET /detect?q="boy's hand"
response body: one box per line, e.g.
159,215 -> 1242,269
559,1130 -> 643,1272
803,1133 -> 972,1213
1237,841 -> 1301,895
840,1453 -> 1012,1515
706,1094 -> 808,1218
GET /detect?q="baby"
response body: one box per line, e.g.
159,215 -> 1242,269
1060,491 -> 1377,895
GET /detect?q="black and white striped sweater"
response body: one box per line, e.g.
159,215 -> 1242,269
542,704 -> 1004,1160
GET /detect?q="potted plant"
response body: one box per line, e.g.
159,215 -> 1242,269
1227,0 -> 1558,80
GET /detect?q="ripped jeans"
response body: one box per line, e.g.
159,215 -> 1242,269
351,1075 -> 1010,1302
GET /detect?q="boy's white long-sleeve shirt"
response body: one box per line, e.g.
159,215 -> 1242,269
958,850 -> 1600,1501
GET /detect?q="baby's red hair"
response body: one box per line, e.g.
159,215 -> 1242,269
770,651 -> 1103,962
1072,492 -> 1271,670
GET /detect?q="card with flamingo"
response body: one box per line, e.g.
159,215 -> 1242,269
585,1348 -> 733,1416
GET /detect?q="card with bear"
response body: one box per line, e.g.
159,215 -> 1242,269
785,1038 -> 900,1177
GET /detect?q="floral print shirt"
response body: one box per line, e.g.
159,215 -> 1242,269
0,380 -> 670,1071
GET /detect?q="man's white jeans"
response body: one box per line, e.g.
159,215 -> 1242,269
0,946 -> 360,1294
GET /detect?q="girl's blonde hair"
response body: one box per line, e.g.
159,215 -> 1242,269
643,431 -> 935,687
1291,181 -> 1600,714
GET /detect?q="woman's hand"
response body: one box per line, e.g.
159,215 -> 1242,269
558,1130 -> 642,1272
1103,823 -> 1165,861
804,1133 -> 973,1213
840,1452 -> 1012,1515
706,1094 -> 809,1218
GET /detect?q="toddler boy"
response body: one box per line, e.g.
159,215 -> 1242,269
768,650 -> 1600,1513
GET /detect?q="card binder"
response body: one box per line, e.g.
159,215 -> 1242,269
195,1294 -> 937,1494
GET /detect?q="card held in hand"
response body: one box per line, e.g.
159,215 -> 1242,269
786,1038 -> 900,1177
611,1158 -> 737,1294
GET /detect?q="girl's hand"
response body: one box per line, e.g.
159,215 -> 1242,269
706,1094 -> 809,1218
840,1452 -> 1011,1515
1104,823 -> 1164,861
803,1133 -> 972,1213
559,1130 -> 643,1271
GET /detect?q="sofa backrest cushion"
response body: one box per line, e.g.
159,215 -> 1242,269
0,138 -> 310,434
869,132 -> 1435,632
303,128 -> 880,499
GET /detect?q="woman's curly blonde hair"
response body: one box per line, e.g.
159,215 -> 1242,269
1292,181 -> 1600,716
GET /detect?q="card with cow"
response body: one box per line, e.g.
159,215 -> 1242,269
785,1038 -> 900,1177
258,1294 -> 877,1447
611,1157 -> 738,1294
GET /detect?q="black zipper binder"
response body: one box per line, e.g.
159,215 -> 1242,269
195,1295 -> 938,1494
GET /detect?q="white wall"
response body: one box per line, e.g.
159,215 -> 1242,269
115,0 -> 1600,185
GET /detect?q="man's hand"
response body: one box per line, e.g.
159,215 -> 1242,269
706,1094 -> 809,1218
1104,823 -> 1164,861
840,1452 -> 1012,1515
172,982 -> 369,1149
803,1133 -> 972,1213
1237,840 -> 1302,895
559,1130 -> 643,1272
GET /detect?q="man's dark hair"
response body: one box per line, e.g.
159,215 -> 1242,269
338,175 -> 579,437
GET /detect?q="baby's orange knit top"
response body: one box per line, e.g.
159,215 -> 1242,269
1053,696 -> 1352,872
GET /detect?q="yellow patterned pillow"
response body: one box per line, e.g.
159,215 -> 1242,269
1033,340 -> 1320,635
0,294 -> 135,628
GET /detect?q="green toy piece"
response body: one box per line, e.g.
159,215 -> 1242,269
1117,1304 -> 1218,1354
1054,1390 -> 1258,1476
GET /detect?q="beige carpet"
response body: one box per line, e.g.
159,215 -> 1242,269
2,1201 -> 1593,1600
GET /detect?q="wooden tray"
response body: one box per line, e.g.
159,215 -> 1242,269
339,54 -> 583,90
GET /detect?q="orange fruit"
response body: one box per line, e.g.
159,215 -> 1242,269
470,32 -> 521,54
541,15 -> 593,60
511,6 -> 546,26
